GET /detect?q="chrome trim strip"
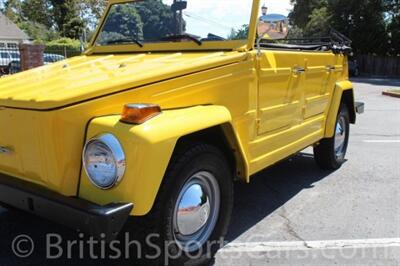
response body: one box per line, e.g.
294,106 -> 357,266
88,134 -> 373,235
0,146 -> 13,154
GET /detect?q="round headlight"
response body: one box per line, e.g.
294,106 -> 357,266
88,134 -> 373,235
83,133 -> 126,189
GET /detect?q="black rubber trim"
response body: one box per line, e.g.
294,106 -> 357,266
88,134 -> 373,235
0,173 -> 133,241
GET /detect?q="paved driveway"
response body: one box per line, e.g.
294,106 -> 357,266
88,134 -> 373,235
0,78 -> 399,265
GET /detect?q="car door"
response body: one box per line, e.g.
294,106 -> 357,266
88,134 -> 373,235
257,50 -> 302,135
299,53 -> 338,121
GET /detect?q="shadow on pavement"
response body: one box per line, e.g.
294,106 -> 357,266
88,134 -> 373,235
226,152 -> 333,241
0,153 -> 334,266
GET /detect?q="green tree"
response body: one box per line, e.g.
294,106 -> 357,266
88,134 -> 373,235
2,0 -> 22,23
228,25 -> 249,40
79,0 -> 107,29
100,3 -> 143,42
386,0 -> 400,54
289,0 -> 391,55
303,7 -> 331,37
18,21 -> 59,42
1,0 -> 105,41
81,0 -> 107,20
21,0 -> 52,28
289,0 -> 327,28
287,25 -> 304,39
49,0 -> 85,38
135,0 -> 181,39
328,0 -> 389,55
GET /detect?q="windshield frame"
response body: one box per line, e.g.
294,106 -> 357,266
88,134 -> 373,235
87,0 -> 260,54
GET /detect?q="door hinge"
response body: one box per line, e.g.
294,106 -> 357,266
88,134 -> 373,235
256,118 -> 261,128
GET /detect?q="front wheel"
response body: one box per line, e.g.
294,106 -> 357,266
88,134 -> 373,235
314,104 -> 350,170
130,143 -> 234,265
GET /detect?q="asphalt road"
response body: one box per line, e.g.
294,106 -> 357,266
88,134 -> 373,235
0,78 -> 399,265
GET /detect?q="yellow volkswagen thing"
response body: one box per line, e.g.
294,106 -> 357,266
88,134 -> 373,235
0,0 -> 364,264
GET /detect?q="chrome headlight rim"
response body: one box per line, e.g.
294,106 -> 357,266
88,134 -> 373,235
82,133 -> 126,190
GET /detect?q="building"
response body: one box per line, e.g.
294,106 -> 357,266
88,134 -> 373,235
0,12 -> 30,49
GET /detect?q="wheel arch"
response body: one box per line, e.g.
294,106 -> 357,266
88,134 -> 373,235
79,105 -> 249,216
174,123 -> 248,182
325,81 -> 356,138
342,90 -> 356,124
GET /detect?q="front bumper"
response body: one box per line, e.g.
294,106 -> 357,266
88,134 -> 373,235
0,173 -> 133,241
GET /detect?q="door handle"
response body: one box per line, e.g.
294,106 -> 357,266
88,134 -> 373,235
326,65 -> 336,72
293,67 -> 306,74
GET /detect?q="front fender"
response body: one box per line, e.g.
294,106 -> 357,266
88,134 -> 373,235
78,105 -> 232,216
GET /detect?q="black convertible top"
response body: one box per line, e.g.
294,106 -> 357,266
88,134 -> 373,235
258,29 -> 353,55
260,42 -> 330,51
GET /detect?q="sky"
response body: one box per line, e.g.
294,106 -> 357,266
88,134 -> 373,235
265,0 -> 292,16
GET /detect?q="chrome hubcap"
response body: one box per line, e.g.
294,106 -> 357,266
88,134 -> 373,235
173,171 -> 220,252
334,116 -> 347,158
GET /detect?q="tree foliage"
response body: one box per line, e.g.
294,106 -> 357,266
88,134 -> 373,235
98,0 -> 183,44
289,0 -> 328,29
21,0 -> 52,28
0,0 -> 107,41
289,0 -> 400,55
386,0 -> 400,54
228,25 -> 249,40
101,3 -> 143,42
135,0 -> 178,40
303,7 -> 331,37
0,0 -> 181,43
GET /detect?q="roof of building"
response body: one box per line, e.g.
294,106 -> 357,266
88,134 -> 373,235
0,12 -> 30,41
260,14 -> 288,23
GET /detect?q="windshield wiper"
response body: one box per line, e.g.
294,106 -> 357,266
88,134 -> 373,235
160,33 -> 202,46
105,38 -> 144,47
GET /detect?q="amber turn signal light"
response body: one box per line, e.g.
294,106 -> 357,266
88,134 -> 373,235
120,104 -> 161,124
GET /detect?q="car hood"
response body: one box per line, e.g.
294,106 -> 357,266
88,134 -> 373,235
0,52 -> 246,110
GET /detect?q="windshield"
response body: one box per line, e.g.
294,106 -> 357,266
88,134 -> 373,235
95,0 -> 253,46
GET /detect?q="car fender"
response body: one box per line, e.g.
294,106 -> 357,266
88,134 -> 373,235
325,80 -> 356,138
79,105 -> 234,216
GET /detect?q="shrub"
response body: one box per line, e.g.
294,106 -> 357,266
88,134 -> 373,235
44,38 -> 84,57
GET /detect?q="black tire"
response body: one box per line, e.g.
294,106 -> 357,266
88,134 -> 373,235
125,142 -> 234,265
314,104 -> 350,170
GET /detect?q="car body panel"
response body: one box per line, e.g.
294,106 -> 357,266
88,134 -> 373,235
0,52 -> 248,110
324,80 -> 355,138
0,0 -> 358,218
79,105 -> 234,215
0,55 -> 257,197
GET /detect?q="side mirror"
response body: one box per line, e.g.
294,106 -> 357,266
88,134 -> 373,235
171,1 -> 187,12
256,15 -> 289,56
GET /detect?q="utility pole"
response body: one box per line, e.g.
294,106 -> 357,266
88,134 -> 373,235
173,0 -> 184,35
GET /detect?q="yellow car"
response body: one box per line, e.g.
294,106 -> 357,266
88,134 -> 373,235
0,0 -> 364,264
